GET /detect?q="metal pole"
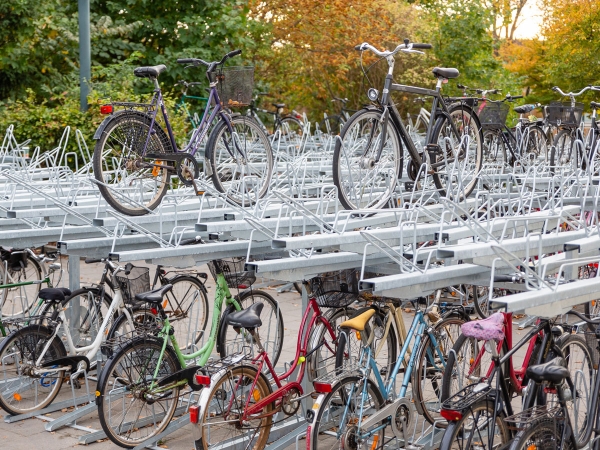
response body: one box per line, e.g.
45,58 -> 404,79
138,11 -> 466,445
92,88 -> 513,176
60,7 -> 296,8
78,0 -> 91,112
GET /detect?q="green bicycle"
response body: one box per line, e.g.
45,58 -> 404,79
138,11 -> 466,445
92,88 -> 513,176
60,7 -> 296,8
174,80 -> 209,129
95,257 -> 284,448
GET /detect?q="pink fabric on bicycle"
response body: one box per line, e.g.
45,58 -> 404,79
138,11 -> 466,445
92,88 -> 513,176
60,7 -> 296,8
461,312 -> 505,341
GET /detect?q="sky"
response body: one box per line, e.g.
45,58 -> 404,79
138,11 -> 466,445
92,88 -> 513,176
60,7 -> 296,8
512,1 -> 544,39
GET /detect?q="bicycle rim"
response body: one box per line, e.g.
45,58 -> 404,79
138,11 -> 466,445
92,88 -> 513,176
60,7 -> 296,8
443,401 -> 509,450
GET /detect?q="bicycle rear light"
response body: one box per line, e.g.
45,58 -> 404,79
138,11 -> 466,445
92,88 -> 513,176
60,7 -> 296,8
440,409 -> 463,421
313,382 -> 332,393
189,404 -> 200,424
100,104 -> 113,114
195,374 -> 211,387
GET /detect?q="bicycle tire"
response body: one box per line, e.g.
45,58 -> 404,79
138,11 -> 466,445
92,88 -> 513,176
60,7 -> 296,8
508,418 -> 574,450
0,324 -> 66,415
482,129 -> 507,165
308,375 -> 385,450
430,104 -> 483,200
217,289 -> 284,367
332,108 -> 403,210
205,115 -> 273,206
0,252 -> 43,317
278,116 -> 303,141
524,125 -> 549,164
105,305 -> 158,342
92,111 -> 172,216
96,336 -> 182,448
319,114 -> 343,135
439,399 -> 510,450
550,129 -> 577,173
195,364 -> 273,450
412,316 -> 466,427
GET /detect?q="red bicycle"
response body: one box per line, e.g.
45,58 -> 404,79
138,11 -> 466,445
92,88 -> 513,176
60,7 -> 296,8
189,275 -> 368,450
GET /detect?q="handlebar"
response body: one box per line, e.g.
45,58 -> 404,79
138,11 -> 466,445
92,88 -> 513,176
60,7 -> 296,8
567,309 -> 600,326
552,85 -> 591,98
354,39 -> 432,57
180,236 -> 205,246
177,49 -> 242,72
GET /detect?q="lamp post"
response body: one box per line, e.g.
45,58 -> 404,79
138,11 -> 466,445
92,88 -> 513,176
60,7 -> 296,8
78,0 -> 91,112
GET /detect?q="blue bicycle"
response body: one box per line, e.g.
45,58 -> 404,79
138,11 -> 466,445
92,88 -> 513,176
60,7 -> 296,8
93,50 -> 273,216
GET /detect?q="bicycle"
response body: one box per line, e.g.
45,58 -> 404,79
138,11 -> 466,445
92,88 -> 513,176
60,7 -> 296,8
246,93 -> 304,140
190,272 -> 368,450
306,298 -> 470,449
438,311 -> 593,450
506,310 -> 600,450
94,257 -> 284,448
333,39 -> 483,210
93,49 -> 273,215
173,80 -> 209,129
320,97 -> 355,134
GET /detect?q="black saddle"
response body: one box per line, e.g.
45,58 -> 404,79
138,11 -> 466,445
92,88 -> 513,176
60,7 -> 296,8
432,67 -> 459,79
134,65 -> 167,79
135,284 -> 173,303
225,302 -> 264,329
591,101 -> 600,110
514,104 -> 537,114
273,103 -> 285,109
39,287 -> 72,303
526,357 -> 569,384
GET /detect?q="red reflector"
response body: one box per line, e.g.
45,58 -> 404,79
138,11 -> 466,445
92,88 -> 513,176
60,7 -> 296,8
100,105 -> 113,114
313,382 -> 332,393
189,404 -> 199,424
440,409 -> 463,421
195,374 -> 211,387
237,284 -> 248,289
151,307 -> 158,315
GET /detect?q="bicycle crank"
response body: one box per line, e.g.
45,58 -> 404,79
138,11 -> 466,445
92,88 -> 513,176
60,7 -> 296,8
390,397 -> 415,439
359,396 -> 415,438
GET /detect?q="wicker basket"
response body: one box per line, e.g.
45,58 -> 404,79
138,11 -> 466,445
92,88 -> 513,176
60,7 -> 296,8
114,266 -> 151,302
217,66 -> 254,108
479,102 -> 509,129
207,258 -> 256,289
308,269 -> 360,308
545,102 -> 583,127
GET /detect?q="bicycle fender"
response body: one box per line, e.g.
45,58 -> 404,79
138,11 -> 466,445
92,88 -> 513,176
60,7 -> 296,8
93,109 -> 136,140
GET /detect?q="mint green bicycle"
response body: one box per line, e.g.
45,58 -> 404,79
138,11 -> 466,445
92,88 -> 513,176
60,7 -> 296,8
95,257 -> 284,448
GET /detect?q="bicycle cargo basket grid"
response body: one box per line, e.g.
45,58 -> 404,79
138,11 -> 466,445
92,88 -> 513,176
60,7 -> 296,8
504,405 -> 563,431
115,266 -> 151,300
545,102 -> 583,127
218,66 -> 254,108
308,269 -> 359,308
478,102 -> 509,128
207,257 -> 256,289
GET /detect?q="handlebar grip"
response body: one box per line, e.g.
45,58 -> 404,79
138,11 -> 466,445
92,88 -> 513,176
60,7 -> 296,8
180,238 -> 200,246
493,275 -> 516,283
177,58 -> 196,65
552,86 -> 559,92
226,49 -> 242,59
510,95 -> 524,99
84,257 -> 102,264
354,44 -> 363,51
411,43 -> 432,49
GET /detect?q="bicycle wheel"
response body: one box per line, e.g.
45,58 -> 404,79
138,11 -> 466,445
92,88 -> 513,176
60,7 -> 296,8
218,290 -> 283,366
439,400 -> 509,450
41,287 -> 114,349
278,116 -> 303,143
509,419 -> 573,450
556,334 -> 594,446
430,104 -> 483,200
473,285 -> 508,319
412,316 -> 466,427
105,306 -> 158,341
0,252 -> 43,317
0,325 -> 66,415
206,115 -> 273,206
163,275 -> 209,351
195,364 -> 273,450
333,109 -> 403,210
524,125 -> 549,165
309,375 -> 385,450
319,114 -> 342,135
550,129 -> 577,173
482,129 -> 507,165
93,111 -> 172,216
96,337 -> 182,448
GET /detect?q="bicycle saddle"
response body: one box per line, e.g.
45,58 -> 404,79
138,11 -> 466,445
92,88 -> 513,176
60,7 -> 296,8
513,104 -> 537,114
134,65 -> 167,79
526,357 -> 569,384
461,312 -> 505,341
432,67 -> 459,79
39,287 -> 72,303
273,103 -> 285,109
339,308 -> 375,331
135,284 -> 173,303
225,302 -> 264,329
591,101 -> 600,110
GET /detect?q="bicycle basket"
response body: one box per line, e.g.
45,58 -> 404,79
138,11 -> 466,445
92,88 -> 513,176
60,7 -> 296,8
478,102 -> 509,129
114,266 -> 151,301
217,66 -> 254,108
504,405 -> 563,431
545,102 -> 583,127
207,257 -> 256,289
308,269 -> 359,308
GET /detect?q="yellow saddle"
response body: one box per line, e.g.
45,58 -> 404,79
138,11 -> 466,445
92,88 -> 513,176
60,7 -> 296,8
339,309 -> 375,331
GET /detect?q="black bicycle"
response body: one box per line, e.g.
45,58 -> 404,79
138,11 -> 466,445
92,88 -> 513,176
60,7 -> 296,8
333,39 -> 483,210
246,93 -> 304,139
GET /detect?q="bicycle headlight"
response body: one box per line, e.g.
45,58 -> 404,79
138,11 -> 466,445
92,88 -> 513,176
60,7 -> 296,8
367,88 -> 379,102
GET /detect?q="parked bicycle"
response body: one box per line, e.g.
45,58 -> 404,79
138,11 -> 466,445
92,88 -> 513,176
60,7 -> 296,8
333,39 -> 483,210
320,97 -> 355,134
174,80 -> 209,129
93,49 -> 273,215
246,93 -> 304,140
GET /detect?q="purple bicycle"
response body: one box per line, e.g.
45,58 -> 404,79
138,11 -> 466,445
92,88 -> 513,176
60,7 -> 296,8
92,50 -> 273,216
